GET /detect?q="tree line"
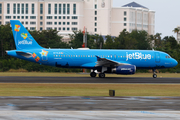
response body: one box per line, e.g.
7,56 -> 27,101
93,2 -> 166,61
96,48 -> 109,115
0,23 -> 180,73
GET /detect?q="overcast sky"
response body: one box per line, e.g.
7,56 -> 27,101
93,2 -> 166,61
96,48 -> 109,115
113,0 -> 180,39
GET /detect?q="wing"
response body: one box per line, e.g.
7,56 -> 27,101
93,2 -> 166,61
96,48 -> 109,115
16,51 -> 32,58
95,56 -> 130,67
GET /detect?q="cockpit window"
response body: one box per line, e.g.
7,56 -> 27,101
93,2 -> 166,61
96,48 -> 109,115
166,55 -> 171,58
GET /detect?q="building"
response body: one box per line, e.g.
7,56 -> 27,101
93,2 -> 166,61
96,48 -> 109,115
111,2 -> 155,36
0,0 -> 155,41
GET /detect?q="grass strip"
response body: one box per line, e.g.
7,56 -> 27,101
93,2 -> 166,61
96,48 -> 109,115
0,72 -> 180,78
0,83 -> 180,96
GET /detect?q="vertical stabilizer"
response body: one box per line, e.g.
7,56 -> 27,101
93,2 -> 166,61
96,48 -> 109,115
10,20 -> 42,50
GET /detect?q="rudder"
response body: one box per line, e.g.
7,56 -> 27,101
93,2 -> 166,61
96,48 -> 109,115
10,20 -> 42,50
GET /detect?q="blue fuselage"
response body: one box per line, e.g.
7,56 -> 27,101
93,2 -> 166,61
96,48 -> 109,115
7,49 -> 178,69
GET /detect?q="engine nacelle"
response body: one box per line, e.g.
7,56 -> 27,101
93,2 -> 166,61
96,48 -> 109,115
112,65 -> 136,75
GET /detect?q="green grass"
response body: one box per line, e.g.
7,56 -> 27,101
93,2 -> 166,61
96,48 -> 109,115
0,83 -> 180,96
0,72 -> 180,78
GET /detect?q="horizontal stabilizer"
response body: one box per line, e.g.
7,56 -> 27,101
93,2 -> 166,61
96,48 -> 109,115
16,51 -> 32,58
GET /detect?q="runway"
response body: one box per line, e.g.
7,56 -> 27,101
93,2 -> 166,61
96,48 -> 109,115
0,76 -> 179,83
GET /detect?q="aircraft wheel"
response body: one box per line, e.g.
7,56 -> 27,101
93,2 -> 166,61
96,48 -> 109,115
90,72 -> 97,77
99,73 -> 105,78
153,74 -> 157,78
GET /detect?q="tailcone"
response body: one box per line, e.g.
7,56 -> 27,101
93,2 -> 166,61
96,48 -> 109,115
5,50 -> 17,57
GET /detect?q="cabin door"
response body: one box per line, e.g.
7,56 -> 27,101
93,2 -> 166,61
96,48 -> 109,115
155,52 -> 160,63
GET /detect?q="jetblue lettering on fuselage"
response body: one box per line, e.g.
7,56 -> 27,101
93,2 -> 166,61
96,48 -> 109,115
126,52 -> 151,61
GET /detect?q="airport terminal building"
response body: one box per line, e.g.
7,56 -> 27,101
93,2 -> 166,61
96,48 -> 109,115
0,0 -> 155,41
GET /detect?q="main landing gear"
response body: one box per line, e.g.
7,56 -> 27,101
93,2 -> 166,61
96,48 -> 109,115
90,72 -> 105,78
153,69 -> 157,78
90,67 -> 107,78
99,73 -> 105,78
90,72 -> 97,77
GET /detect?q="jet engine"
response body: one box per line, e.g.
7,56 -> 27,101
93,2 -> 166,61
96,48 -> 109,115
112,65 -> 136,75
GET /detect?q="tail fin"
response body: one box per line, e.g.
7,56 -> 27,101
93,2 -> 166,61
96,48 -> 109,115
10,20 -> 42,50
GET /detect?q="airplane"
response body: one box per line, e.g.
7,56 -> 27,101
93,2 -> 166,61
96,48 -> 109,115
6,20 -> 178,78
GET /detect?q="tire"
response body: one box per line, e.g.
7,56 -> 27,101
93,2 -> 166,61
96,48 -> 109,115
90,72 -> 97,77
99,73 -> 105,78
153,74 -> 157,78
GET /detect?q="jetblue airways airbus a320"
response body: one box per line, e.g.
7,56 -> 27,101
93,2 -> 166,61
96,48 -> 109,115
6,20 -> 178,78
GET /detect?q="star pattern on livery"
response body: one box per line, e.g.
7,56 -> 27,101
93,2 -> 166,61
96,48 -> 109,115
39,50 -> 48,57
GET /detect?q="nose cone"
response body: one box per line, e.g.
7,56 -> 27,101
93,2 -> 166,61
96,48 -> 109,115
172,59 -> 178,67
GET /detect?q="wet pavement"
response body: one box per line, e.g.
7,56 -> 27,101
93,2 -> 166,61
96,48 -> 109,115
0,96 -> 180,111
1,111 -> 180,120
1,96 -> 180,119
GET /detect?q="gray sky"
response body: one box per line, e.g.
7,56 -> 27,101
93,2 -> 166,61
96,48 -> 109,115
113,0 -> 180,39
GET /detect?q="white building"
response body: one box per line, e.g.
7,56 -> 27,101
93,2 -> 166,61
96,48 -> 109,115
0,0 -> 155,42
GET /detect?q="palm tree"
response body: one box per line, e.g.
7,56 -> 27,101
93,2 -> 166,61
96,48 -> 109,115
173,28 -> 180,42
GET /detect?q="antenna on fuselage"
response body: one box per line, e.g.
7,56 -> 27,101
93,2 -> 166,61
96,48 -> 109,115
71,47 -> 73,49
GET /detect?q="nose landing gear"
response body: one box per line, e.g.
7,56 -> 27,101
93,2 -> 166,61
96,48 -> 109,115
153,69 -> 157,78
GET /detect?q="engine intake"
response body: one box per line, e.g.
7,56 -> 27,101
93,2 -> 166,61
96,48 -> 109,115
112,65 -> 136,75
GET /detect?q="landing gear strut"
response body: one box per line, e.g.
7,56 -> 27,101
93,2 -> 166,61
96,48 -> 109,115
90,72 -> 97,77
153,69 -> 157,78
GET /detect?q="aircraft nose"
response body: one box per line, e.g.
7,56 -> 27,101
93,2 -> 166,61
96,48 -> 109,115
172,59 -> 178,67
